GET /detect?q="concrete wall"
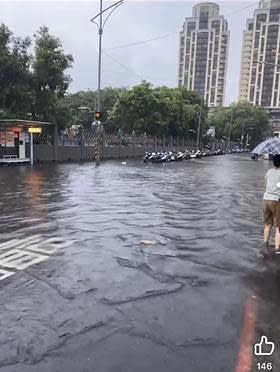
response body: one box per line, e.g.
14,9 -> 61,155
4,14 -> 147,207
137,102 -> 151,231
58,146 -> 81,162
103,146 -> 156,160
33,144 -> 188,163
34,145 -> 81,162
33,145 -> 54,162
32,141 -> 230,163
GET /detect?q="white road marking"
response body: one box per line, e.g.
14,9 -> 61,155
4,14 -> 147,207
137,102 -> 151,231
0,249 -> 48,270
25,244 -> 58,255
0,239 -> 21,251
0,268 -> 15,281
0,236 -> 76,280
0,235 -> 42,251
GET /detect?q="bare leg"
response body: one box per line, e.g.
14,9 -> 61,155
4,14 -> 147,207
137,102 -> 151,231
264,224 -> 272,245
275,228 -> 280,251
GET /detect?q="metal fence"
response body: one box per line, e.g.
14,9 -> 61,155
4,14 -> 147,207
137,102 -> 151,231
34,131 -> 238,151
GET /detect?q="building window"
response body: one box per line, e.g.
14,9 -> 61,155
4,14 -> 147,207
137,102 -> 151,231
191,44 -> 195,55
258,74 -> 262,88
214,38 -> 219,52
213,54 -> 218,69
187,22 -> 196,36
269,7 -> 280,22
254,33 -> 260,49
199,9 -> 209,29
260,38 -> 265,53
250,86 -> 255,101
211,20 -> 220,34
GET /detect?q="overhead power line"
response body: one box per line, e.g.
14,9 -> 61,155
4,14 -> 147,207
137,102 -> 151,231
224,1 -> 259,17
104,32 -> 179,50
101,2 -> 261,86
103,50 -> 177,83
103,1 -> 260,51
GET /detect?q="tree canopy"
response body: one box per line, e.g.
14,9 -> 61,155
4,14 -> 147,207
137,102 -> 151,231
0,24 -> 32,118
207,101 -> 269,146
0,23 -> 73,126
108,82 -> 207,136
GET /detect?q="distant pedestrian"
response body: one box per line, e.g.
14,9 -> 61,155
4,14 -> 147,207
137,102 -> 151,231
262,154 -> 280,256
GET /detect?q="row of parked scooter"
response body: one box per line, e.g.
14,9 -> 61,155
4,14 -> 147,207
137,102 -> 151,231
143,149 -> 225,163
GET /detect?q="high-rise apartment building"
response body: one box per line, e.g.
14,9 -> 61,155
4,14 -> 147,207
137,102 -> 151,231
178,3 -> 229,107
239,0 -> 280,107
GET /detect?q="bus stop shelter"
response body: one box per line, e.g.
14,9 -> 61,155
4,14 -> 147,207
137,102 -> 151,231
0,120 -> 52,165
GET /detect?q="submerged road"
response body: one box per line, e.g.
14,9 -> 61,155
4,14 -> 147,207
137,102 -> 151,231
0,155 -> 279,372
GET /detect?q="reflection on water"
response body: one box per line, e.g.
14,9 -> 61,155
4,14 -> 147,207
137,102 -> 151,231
24,171 -> 45,217
0,155 -> 277,371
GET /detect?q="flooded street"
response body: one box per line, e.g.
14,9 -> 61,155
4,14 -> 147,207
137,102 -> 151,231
0,155 -> 278,372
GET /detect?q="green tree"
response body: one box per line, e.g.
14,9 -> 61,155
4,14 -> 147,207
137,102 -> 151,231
207,101 -> 269,147
108,83 -> 206,137
32,26 -> 73,127
57,87 -> 125,131
0,24 -> 32,117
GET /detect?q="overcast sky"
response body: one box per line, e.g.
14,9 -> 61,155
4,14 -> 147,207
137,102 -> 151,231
1,0 -> 258,105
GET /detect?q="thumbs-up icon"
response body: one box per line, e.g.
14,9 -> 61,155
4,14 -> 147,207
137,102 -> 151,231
254,336 -> 275,356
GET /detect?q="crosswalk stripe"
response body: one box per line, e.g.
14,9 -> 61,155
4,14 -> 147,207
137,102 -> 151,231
0,236 -> 76,280
0,249 -> 48,270
0,268 -> 15,281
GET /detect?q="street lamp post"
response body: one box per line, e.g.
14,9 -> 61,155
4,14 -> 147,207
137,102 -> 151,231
90,0 -> 123,165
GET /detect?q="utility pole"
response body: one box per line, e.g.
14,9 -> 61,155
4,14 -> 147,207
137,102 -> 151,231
91,0 -> 123,166
227,110 -> 233,152
97,0 -> 103,113
246,133 -> 249,148
196,98 -> 203,150
241,121 -> 245,149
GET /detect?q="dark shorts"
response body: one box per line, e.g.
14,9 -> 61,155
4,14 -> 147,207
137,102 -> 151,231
263,200 -> 280,226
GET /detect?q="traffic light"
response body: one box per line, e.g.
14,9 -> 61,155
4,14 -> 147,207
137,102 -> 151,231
95,111 -> 103,120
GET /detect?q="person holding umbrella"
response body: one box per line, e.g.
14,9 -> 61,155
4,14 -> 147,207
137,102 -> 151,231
262,154 -> 280,256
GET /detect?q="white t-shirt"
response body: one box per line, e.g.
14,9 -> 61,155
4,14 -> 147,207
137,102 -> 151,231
263,168 -> 280,201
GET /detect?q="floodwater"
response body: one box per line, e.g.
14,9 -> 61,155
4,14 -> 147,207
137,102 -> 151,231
0,155 -> 279,372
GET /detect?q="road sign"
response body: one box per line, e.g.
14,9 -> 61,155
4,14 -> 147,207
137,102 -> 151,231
28,128 -> 42,134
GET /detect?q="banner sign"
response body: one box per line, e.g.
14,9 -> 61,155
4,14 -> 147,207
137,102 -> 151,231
5,132 -> 15,147
0,131 -> 15,147
0,132 -> 5,146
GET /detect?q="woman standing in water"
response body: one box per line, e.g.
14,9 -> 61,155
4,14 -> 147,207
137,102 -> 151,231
262,154 -> 280,256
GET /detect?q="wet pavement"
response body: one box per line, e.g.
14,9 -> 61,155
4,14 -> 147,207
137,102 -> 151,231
0,155 -> 279,372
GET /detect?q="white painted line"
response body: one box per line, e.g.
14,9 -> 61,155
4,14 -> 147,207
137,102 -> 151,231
0,269 -> 15,281
0,249 -> 48,270
25,244 -> 58,255
16,235 -> 42,247
0,239 -> 21,250
0,235 -> 42,251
